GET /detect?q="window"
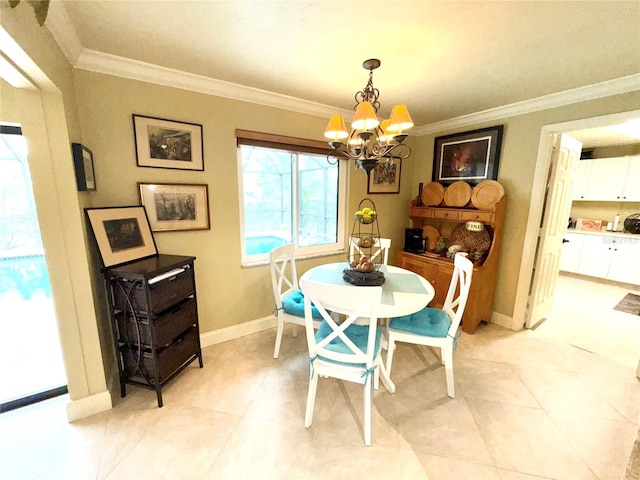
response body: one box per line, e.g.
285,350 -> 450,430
237,130 -> 347,264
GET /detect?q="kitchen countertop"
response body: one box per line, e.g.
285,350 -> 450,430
566,228 -> 639,239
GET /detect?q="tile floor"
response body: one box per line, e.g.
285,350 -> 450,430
1,274 -> 639,479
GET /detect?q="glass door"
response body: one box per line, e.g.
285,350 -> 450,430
0,128 -> 67,412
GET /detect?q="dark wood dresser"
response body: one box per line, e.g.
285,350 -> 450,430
104,254 -> 203,407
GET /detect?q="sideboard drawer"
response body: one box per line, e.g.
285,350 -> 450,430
409,207 -> 434,219
433,209 -> 461,221
459,210 -> 494,223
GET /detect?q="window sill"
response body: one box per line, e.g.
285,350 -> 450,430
241,249 -> 347,268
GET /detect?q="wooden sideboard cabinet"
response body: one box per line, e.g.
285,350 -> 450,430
396,195 -> 507,334
104,254 -> 203,407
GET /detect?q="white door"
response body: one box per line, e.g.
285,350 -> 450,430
526,134 -> 583,328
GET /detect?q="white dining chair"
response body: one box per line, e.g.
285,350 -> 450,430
269,244 -> 321,359
349,237 -> 391,265
301,277 -> 387,446
385,253 -> 473,398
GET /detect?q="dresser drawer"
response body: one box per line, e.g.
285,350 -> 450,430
122,327 -> 199,384
116,298 -> 197,347
112,266 -> 195,315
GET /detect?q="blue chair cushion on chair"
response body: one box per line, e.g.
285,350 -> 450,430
282,290 -> 322,319
315,320 -> 382,362
389,307 -> 451,337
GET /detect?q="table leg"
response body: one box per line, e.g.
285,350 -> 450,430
378,358 -> 395,394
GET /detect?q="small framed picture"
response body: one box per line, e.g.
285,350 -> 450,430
71,143 -> 96,191
138,182 -> 210,232
85,206 -> 158,268
132,114 -> 204,171
433,125 -> 504,186
368,158 -> 401,194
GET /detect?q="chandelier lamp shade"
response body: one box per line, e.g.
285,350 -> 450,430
324,59 -> 414,174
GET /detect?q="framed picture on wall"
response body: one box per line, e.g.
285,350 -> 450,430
71,143 -> 96,191
367,158 -> 402,194
85,206 -> 158,268
132,114 -> 204,171
433,125 -> 503,186
138,182 -> 210,232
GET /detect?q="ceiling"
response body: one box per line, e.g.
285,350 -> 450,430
44,1 -> 640,147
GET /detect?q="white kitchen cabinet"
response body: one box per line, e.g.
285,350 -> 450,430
623,156 -> 640,201
572,160 -> 592,200
577,235 -> 613,278
579,155 -> 640,202
608,237 -> 640,284
559,232 -> 584,273
577,234 -> 640,285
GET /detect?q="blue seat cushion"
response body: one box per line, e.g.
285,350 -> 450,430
315,320 -> 381,364
389,307 -> 451,337
282,289 -> 322,319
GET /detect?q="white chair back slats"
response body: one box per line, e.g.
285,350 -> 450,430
301,277 -> 384,445
385,253 -> 473,398
303,280 -> 380,365
348,237 -> 391,266
270,244 -> 298,308
442,253 -> 473,338
270,244 -> 321,358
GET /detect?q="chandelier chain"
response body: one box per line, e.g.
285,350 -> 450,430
354,69 -> 380,112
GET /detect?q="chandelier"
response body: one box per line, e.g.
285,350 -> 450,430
324,59 -> 414,175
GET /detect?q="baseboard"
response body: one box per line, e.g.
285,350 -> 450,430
62,318 -> 276,421
199,315 -> 277,348
66,390 -> 112,422
491,311 -> 515,330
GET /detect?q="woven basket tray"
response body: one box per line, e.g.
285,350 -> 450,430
451,224 -> 491,252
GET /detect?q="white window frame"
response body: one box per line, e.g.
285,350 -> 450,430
236,130 -> 347,266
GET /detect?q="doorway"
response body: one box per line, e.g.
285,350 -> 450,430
514,110 -> 640,362
0,128 -> 67,412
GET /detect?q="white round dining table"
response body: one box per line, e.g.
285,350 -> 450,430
300,262 -> 435,319
299,262 -> 435,394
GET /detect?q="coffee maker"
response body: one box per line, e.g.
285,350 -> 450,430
404,228 -> 424,254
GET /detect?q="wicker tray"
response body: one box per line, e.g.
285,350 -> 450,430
444,181 -> 472,207
422,225 -> 440,251
343,268 -> 385,286
471,180 -> 504,210
421,181 -> 445,206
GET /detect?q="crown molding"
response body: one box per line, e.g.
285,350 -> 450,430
73,48 -> 640,135
45,1 -> 83,65
75,49 -> 351,119
414,74 -> 640,136
45,4 -> 639,135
